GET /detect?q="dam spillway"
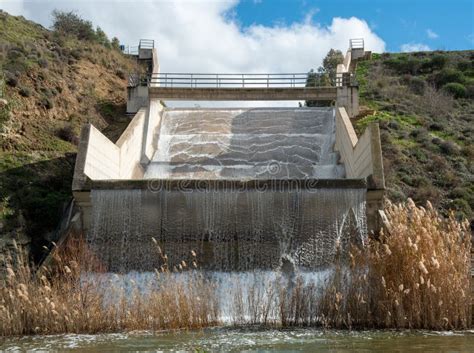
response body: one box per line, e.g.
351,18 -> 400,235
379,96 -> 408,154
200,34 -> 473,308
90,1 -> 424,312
72,41 -> 385,273
86,107 -> 367,272
144,108 -> 345,180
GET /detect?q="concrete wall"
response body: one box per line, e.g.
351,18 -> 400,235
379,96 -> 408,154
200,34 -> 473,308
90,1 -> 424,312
141,98 -> 163,164
336,49 -> 360,117
127,86 -> 148,114
127,48 -> 160,114
149,87 -> 337,101
73,105 -> 164,189
335,107 -> 384,189
334,106 -> 385,232
117,109 -> 147,179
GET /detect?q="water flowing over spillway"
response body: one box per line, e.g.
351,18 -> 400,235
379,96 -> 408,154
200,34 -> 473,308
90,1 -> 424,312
144,108 -> 345,179
88,107 -> 367,272
89,188 -> 366,272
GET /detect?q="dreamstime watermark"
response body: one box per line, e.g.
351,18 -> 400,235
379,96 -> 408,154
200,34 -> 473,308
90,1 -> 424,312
146,161 -> 322,194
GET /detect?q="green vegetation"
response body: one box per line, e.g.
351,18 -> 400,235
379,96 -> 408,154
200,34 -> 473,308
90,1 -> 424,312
356,50 -> 474,222
51,10 -> 120,48
305,49 -> 344,107
0,10 -> 135,261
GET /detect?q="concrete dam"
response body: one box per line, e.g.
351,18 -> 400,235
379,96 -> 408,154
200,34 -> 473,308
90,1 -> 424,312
72,39 -> 385,272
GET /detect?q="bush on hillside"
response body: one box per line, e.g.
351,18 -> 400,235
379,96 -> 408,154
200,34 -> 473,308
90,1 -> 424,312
434,68 -> 465,87
442,82 -> 467,98
56,124 -> 79,145
52,10 -> 96,41
384,56 -> 423,75
421,54 -> 447,72
111,37 -> 120,50
95,26 -> 111,48
51,10 -> 120,48
408,76 -> 426,95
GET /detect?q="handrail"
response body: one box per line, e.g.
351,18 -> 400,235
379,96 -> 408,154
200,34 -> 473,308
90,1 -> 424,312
350,38 -> 364,50
139,39 -> 155,49
146,72 -> 356,88
121,45 -> 139,55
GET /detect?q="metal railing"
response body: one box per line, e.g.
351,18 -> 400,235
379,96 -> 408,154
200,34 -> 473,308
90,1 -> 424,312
127,72 -> 357,89
148,73 -> 336,88
335,72 -> 358,87
139,39 -> 155,50
350,38 -> 364,50
145,72 -> 357,88
121,45 -> 139,55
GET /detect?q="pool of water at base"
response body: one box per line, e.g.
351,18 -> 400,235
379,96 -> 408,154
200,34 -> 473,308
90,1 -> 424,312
1,328 -> 473,352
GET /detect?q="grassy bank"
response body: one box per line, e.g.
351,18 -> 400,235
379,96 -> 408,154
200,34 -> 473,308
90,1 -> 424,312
0,200 -> 470,336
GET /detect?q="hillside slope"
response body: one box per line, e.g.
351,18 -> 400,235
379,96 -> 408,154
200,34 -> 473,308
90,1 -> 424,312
355,51 -> 473,224
0,11 -> 137,260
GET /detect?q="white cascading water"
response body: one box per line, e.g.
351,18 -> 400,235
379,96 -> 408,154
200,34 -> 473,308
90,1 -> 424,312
88,187 -> 366,272
89,107 -> 367,272
86,107 -> 368,323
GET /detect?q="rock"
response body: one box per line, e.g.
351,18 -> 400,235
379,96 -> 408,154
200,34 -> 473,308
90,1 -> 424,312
0,98 -> 8,108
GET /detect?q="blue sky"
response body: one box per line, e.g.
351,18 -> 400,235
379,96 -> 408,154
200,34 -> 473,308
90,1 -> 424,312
234,0 -> 474,51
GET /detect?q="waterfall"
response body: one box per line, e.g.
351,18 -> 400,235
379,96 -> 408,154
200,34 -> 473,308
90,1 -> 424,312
88,187 -> 366,272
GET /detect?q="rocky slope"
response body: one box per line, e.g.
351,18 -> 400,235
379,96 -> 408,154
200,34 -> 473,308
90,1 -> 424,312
0,11 -> 137,261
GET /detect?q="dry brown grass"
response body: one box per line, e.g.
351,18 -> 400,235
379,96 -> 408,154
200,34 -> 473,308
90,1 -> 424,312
0,199 -> 471,336
0,236 -> 218,336
319,199 -> 472,329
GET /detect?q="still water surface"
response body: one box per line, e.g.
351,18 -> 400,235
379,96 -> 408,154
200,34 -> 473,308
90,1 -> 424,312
1,328 -> 473,352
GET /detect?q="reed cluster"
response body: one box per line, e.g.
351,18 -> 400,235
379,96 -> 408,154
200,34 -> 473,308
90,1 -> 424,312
0,236 -> 218,336
0,199 -> 471,336
315,199 -> 471,329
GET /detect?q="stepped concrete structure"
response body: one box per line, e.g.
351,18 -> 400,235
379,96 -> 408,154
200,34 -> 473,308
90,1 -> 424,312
72,39 -> 385,270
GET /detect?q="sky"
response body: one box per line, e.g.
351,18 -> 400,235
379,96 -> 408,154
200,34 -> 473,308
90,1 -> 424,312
0,0 -> 472,107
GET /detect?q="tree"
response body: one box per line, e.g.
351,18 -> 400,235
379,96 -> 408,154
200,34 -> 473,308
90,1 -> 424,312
305,48 -> 344,107
111,37 -> 121,50
95,26 -> 111,47
322,49 -> 344,82
52,10 -> 96,41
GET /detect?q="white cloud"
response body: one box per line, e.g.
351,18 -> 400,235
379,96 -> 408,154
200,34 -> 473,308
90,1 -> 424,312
400,43 -> 431,52
426,29 -> 438,39
0,0 -> 385,106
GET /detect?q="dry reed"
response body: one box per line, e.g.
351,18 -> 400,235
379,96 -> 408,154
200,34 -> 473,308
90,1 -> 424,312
0,199 -> 471,336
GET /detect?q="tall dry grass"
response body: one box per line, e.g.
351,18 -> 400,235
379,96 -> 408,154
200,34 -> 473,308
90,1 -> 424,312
0,199 -> 471,336
319,199 -> 472,329
0,235 -> 218,336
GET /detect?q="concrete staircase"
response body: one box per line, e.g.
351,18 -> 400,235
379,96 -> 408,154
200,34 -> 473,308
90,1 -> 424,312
144,107 -> 346,180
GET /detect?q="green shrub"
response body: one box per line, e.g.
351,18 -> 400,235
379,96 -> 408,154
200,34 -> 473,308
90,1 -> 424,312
442,82 -> 467,98
39,97 -> 53,109
111,37 -> 120,50
428,54 -> 448,71
408,76 -> 426,95
5,72 -> 18,87
456,60 -> 471,71
18,87 -> 32,97
56,124 -> 78,145
95,26 -> 111,47
439,140 -> 460,155
52,10 -> 96,41
434,68 -> 465,87
384,56 -> 423,75
38,58 -> 48,68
